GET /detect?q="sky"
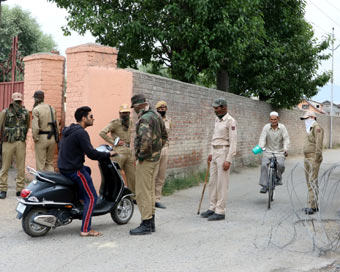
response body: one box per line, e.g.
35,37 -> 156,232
4,0 -> 340,103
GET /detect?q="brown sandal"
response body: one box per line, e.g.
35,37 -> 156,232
80,230 -> 103,237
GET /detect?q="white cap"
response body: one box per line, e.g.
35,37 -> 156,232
270,111 -> 279,117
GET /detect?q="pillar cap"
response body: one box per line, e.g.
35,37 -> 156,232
23,53 -> 65,62
66,43 -> 118,55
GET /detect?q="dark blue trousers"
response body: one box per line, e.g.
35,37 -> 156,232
62,166 -> 97,233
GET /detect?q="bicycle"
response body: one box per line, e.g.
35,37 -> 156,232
267,153 -> 278,209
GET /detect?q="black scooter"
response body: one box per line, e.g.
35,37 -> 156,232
16,142 -> 134,237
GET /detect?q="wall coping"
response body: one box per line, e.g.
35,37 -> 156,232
66,43 -> 118,55
23,53 -> 65,62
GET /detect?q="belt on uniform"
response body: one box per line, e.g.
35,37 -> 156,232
212,145 -> 229,149
123,143 -> 130,148
38,131 -> 51,135
304,152 -> 315,158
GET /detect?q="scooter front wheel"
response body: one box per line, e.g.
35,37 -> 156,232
111,197 -> 134,225
22,208 -> 51,237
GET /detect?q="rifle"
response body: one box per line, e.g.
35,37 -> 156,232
48,105 -> 59,143
197,161 -> 211,215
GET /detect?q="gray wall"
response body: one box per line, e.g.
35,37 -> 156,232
131,70 -> 340,178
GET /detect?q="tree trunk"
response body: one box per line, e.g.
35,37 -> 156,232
216,69 -> 229,92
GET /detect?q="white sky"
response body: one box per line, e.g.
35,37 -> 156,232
4,0 -> 340,101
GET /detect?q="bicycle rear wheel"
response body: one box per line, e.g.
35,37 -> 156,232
267,169 -> 274,209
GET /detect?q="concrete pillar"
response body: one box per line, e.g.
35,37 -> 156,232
23,53 -> 65,171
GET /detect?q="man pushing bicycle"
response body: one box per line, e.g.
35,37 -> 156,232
258,111 -> 290,194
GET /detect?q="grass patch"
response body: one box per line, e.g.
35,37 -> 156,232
162,170 -> 207,196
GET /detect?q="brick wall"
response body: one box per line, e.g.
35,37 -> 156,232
131,70 -> 340,177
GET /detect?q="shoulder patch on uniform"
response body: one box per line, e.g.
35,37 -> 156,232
317,128 -> 321,132
232,126 -> 236,130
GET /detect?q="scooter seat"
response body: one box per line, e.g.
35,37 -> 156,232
37,171 -> 75,186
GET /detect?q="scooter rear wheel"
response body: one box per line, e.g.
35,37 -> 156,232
111,197 -> 134,225
22,208 -> 51,237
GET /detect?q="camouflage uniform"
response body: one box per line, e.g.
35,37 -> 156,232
134,105 -> 168,220
0,97 -> 30,195
303,121 -> 324,210
32,102 -> 59,171
99,118 -> 135,193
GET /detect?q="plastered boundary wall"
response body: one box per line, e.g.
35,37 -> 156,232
131,70 -> 340,178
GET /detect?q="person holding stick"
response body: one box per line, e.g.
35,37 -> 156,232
200,98 -> 237,221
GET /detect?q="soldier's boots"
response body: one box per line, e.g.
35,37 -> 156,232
0,191 -> 6,199
200,210 -> 214,218
151,215 -> 155,232
303,207 -> 319,215
208,213 -> 225,221
130,219 -> 152,235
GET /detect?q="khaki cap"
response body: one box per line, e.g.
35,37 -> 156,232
300,111 -> 316,120
12,92 -> 23,101
155,101 -> 167,109
119,104 -> 130,113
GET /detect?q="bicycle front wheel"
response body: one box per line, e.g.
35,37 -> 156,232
267,168 -> 274,209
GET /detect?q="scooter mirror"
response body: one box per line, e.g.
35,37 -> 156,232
114,137 -> 120,146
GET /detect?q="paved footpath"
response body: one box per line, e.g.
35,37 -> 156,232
1,150 -> 340,272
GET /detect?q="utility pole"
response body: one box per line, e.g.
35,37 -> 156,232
330,28 -> 340,149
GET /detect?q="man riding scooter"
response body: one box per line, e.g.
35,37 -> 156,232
58,106 -> 116,237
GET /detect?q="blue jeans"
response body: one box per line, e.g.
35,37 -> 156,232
62,166 -> 97,233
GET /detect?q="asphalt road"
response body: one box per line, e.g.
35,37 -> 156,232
1,150 -> 340,272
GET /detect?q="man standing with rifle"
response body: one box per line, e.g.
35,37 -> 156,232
32,90 -> 59,171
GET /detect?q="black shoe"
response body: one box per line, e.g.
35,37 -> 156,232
260,186 -> 268,194
200,210 -> 215,218
151,215 -> 155,232
207,213 -> 225,221
0,191 -> 6,199
16,191 -> 21,197
130,219 -> 152,235
303,207 -> 319,215
275,179 -> 283,186
133,200 -> 137,205
155,202 -> 166,209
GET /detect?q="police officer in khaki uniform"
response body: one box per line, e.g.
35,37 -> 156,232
99,104 -> 135,193
201,98 -> 237,221
300,111 -> 324,215
154,101 -> 172,209
32,90 -> 59,171
0,92 -> 30,199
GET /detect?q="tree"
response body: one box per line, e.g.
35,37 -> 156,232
48,0 -> 329,108
0,5 -> 57,81
228,0 -> 331,108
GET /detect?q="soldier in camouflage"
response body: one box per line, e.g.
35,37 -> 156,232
129,94 -> 168,235
0,93 -> 30,199
99,104 -> 135,194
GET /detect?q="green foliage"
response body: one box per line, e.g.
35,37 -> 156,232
0,5 -> 57,81
48,0 -> 330,108
228,0 -> 331,108
162,170 -> 207,196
